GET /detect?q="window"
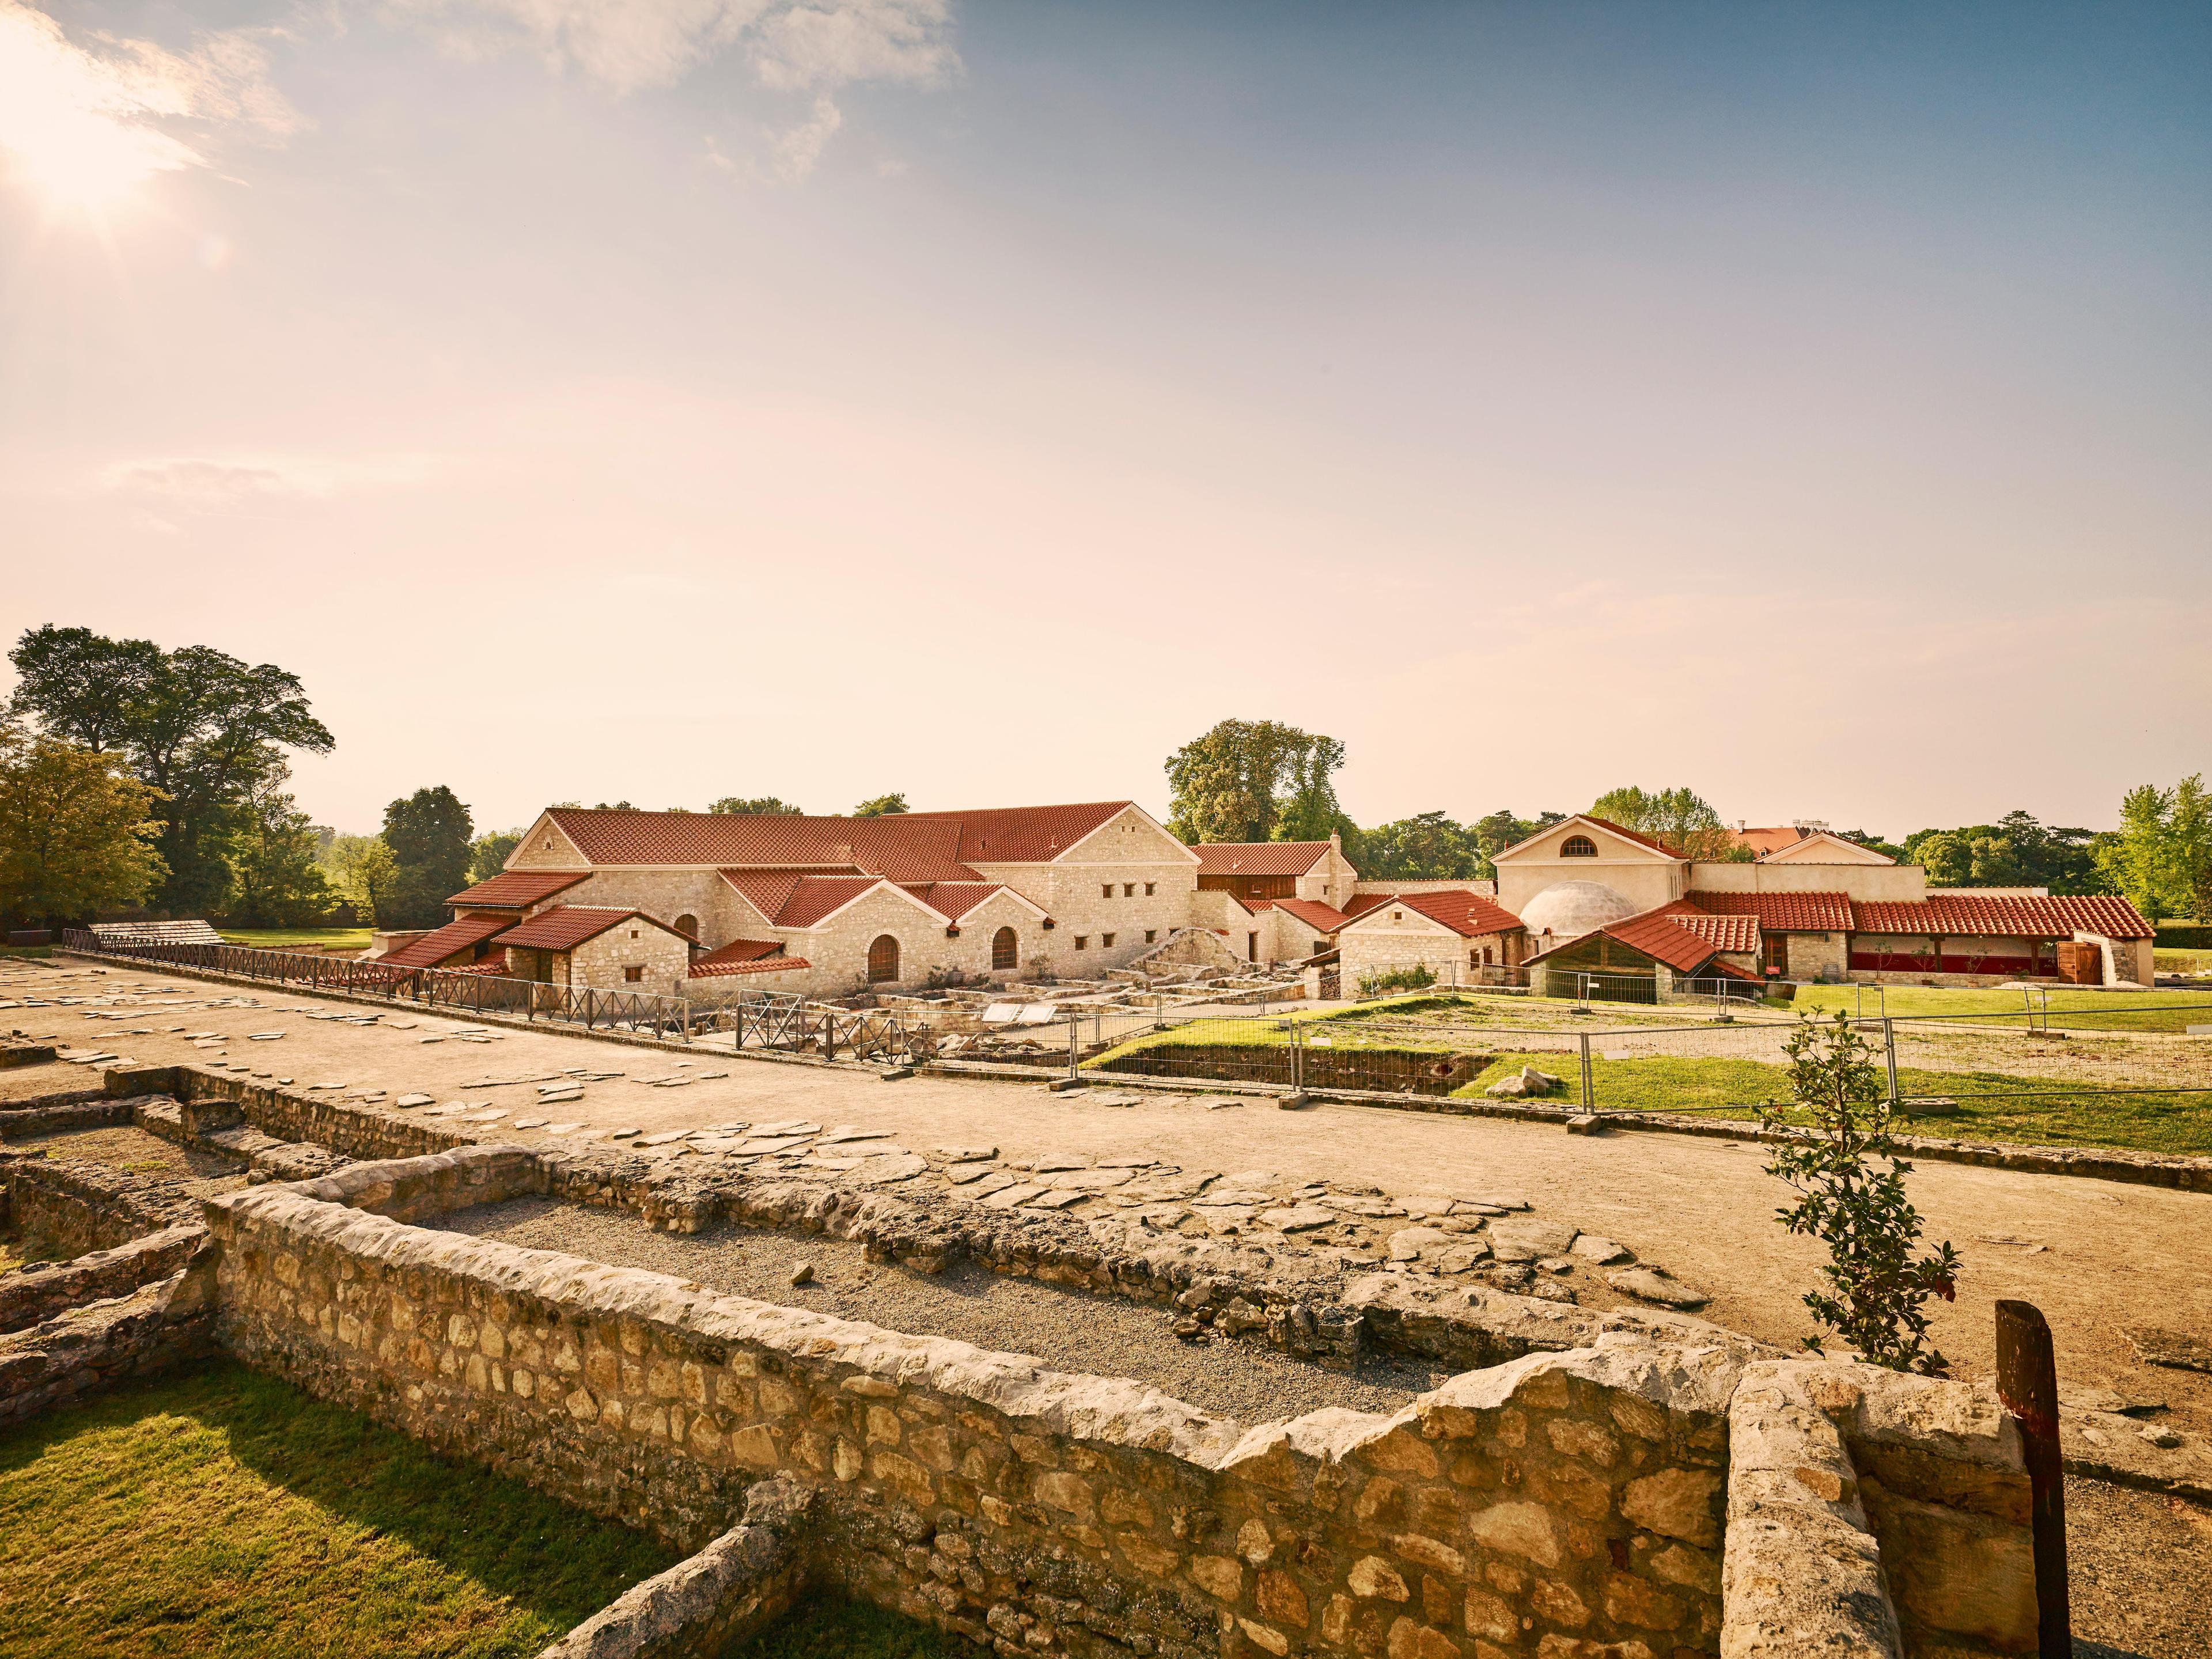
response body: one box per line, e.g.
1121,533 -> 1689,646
673,913 -> 699,940
1392,911 -> 1403,921
1143,882 -> 1155,896
623,965 -> 644,983
1123,883 -> 1134,897
1561,835 -> 1597,858
1145,930 -> 1157,944
1247,932 -> 1259,961
1482,946 -> 1494,965
1101,932 -> 1116,948
1102,884 -> 1113,899
1074,935 -> 1088,950
867,934 -> 900,983
991,926 -> 1017,970
629,928 -> 640,938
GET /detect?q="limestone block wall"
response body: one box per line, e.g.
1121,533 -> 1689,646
0,1267 -> 217,1429
569,922 -> 694,994
203,1171 -> 1741,1656
1020,859 -> 1202,974
1,1147 -> 196,1259
1339,915 -> 1505,987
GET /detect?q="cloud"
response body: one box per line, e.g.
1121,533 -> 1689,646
0,2 -> 301,204
101,454 -> 433,503
771,91 -> 840,179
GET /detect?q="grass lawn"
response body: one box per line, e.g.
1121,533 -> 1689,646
0,945 -> 55,959
2156,948 -> 2212,975
0,1360 -> 676,1659
1791,985 -> 2212,1035
217,927 -> 375,952
749,1596 -> 984,1658
1456,1053 -> 2212,1156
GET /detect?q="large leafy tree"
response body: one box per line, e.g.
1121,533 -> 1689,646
221,769 -> 336,927
711,797 -> 803,815
0,724 -> 168,926
1357,812 -> 1481,880
1165,719 -> 1350,844
7,626 -> 334,915
2093,778 -> 2210,923
853,793 -> 908,817
382,786 -> 475,929
468,830 -> 525,881
1903,810 -> 2099,894
1468,809 -> 1567,878
321,834 -> 402,927
1589,785 -> 1748,862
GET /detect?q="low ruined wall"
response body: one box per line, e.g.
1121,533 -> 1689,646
1,1149 -> 199,1259
1099,1044 -> 1488,1096
0,1222 -> 208,1334
137,1066 -> 480,1165
204,1170 -> 1742,1657
0,1267 -> 218,1429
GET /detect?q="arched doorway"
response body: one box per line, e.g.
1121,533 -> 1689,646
991,926 -> 1017,970
673,914 -> 699,941
867,934 -> 900,984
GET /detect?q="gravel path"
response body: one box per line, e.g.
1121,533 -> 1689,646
15,1123 -> 245,1188
433,1196 -> 1448,1424
2065,1477 -> 2212,1657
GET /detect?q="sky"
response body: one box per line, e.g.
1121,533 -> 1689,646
2,0 -> 2207,842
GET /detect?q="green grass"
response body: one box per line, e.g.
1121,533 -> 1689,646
748,1597 -> 984,1658
1455,1053 -> 2212,1156
2156,948 -> 2212,974
1790,984 -> 2212,1034
0,1360 -> 676,1659
217,927 -> 374,952
0,945 -> 54,959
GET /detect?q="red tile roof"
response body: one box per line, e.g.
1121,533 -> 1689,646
379,914 -> 515,970
1731,826 -> 1809,857
899,882 -> 1035,923
544,809 -> 978,881
900,802 -> 1161,864
1666,910 -> 1762,953
1339,892 -> 1395,921
1274,897 -> 1351,933
1685,890 -> 1853,932
688,938 -> 808,978
764,876 -> 887,929
495,906 -> 683,953
444,870 -> 588,910
1851,894 -> 2153,941
1189,840 -> 1332,877
1493,814 -> 1685,862
1598,904 -> 1729,972
1342,889 -> 1525,940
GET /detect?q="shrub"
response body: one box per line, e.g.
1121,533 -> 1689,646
1357,964 -> 1436,998
1758,1011 -> 1961,1374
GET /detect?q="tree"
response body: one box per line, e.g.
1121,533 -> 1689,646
1164,719 -> 1349,845
1468,809 -> 1566,879
322,835 -> 402,927
382,786 -> 474,929
853,793 -> 908,817
468,830 -> 524,882
7,626 -> 334,915
711,797 -> 804,816
220,769 -> 335,926
2094,778 -> 2211,923
1903,811 -> 2097,893
0,724 -> 167,926
1758,1013 -> 1960,1376
1589,786 -> 1747,862
1357,812 -> 1480,880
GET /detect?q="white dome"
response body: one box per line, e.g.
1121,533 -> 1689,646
1520,880 -> 1638,941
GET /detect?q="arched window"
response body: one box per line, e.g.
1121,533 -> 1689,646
991,926 -> 1017,970
867,934 -> 900,983
673,913 -> 699,940
1560,835 -> 1597,858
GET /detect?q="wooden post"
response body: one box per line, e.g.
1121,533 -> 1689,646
1578,1031 -> 1593,1109
1995,1300 -> 2070,1659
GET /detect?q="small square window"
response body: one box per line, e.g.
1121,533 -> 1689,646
623,965 -> 644,983
1392,911 -> 1403,921
1144,882 -> 1155,896
1101,884 -> 1113,899
1145,930 -> 1157,944
1102,932 -> 1116,948
630,929 -> 639,938
1074,935 -> 1088,949
1123,883 -> 1134,897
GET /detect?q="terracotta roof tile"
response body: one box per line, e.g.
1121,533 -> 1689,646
898,882 -> 1035,923
1730,826 -> 1809,857
380,914 -> 514,970
1598,904 -> 1726,972
444,870 -> 588,910
1851,894 -> 2153,941
1190,840 -> 1332,877
689,939 -> 806,978
545,809 -> 978,880
1342,889 -> 1525,939
1493,814 -> 1685,862
1339,892 -> 1394,920
1685,890 -> 1853,932
900,802 -> 1156,864
1274,897 -> 1351,933
495,906 -> 684,953
691,954 -> 811,979
1666,910 -> 1762,953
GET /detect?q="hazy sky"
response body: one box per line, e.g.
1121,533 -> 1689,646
3,0 -> 2207,840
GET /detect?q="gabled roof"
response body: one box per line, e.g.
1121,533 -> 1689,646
688,939 -> 810,978
495,905 -> 685,953
1684,890 -> 1853,932
1523,899 -> 1743,972
1340,889 -> 1525,940
721,870 -> 1031,930
899,882 -> 1047,924
1851,894 -> 2153,941
380,914 -> 513,970
543,808 -> 978,880
1190,840 -> 1332,877
1339,892 -> 1395,921
1732,826 -> 1809,857
899,802 -> 1194,864
1665,910 -> 1762,953
1492,814 -> 1685,862
1274,897 -> 1351,933
445,869 -> 589,910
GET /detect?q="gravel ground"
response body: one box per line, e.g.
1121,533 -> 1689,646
2065,1478 -> 2212,1658
13,1123 -> 245,1188
433,1196 -> 1448,1424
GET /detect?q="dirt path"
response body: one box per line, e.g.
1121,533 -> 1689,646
10,958 -> 2209,1435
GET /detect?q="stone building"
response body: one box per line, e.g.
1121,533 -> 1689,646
1334,890 -> 1528,988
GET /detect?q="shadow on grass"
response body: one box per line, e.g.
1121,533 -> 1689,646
747,1595 -> 987,1658
0,1358 -> 676,1658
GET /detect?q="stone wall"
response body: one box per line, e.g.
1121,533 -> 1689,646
570,922 -> 694,995
0,1222 -> 208,1334
0,1266 -> 218,1429
1,1147 -> 200,1260
204,1170 -> 1743,1655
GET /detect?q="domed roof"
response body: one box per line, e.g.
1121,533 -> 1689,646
1520,880 -> 1639,941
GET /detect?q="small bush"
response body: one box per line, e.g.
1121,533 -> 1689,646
1758,1012 -> 1961,1375
1357,964 -> 1436,998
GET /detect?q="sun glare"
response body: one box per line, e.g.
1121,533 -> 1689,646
0,2 -> 203,214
